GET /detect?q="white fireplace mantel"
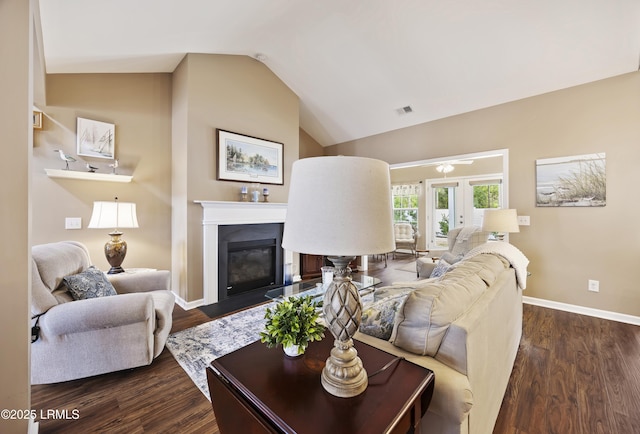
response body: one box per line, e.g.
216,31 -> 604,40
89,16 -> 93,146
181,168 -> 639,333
196,201 -> 289,304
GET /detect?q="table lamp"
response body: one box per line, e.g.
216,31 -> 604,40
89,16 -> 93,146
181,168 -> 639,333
282,156 -> 395,397
482,208 -> 519,240
88,197 -> 139,274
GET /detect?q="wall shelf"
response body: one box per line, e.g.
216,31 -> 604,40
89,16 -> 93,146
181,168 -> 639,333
45,168 -> 132,183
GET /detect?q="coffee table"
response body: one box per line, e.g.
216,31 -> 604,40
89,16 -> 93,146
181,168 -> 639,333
264,275 -> 381,306
207,337 -> 435,434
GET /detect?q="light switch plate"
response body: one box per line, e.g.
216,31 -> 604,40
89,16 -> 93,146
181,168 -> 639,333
65,217 -> 82,230
517,216 -> 530,226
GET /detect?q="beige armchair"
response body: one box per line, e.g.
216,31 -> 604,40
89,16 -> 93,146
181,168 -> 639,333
393,222 -> 417,257
31,241 -> 175,384
416,226 -> 489,278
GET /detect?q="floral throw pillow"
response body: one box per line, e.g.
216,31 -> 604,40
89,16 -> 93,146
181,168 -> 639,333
63,266 -> 117,300
359,292 -> 410,341
430,258 -> 452,278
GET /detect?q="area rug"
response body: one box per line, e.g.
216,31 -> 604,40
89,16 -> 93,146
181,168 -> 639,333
166,301 -> 274,400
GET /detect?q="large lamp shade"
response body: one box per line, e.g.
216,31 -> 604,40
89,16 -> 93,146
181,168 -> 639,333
282,156 -> 395,256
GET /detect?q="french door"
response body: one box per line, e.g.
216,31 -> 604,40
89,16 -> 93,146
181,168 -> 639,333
426,176 -> 503,249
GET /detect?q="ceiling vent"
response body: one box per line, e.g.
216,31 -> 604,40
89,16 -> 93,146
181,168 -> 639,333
396,105 -> 413,115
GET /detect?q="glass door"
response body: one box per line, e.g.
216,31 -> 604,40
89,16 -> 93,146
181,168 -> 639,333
428,180 -> 461,249
427,176 -> 503,249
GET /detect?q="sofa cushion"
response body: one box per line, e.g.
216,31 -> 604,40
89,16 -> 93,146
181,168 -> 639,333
390,256 -> 507,356
443,253 -> 510,287
64,266 -> 117,300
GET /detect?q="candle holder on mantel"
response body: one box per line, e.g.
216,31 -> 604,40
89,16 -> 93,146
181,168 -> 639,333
240,185 -> 248,202
262,187 -> 270,202
250,183 -> 261,202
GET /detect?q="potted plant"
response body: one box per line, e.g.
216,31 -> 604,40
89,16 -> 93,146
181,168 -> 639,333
260,295 -> 325,357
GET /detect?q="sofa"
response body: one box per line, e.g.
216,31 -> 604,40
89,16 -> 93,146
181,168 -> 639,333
356,242 -> 528,434
31,241 -> 175,384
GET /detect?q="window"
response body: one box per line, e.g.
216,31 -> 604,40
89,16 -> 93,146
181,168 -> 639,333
469,179 -> 502,227
392,184 -> 419,224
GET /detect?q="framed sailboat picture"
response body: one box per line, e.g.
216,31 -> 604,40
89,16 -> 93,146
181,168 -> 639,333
77,117 -> 115,159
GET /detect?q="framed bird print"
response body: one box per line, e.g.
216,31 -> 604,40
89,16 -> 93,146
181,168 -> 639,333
77,118 -> 115,159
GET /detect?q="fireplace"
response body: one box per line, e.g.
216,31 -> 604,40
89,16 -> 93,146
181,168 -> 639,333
218,223 -> 283,301
197,201 -> 291,305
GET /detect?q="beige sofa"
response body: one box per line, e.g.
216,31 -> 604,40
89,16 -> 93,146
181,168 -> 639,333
31,241 -> 175,384
356,243 -> 528,434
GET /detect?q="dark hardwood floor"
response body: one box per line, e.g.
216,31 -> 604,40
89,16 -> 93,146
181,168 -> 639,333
31,254 -> 640,433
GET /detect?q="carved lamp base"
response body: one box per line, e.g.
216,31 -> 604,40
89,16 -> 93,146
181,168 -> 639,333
321,256 -> 367,398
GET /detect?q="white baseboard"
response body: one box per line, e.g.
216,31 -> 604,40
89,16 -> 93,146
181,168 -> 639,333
29,418 -> 39,434
523,296 -> 640,326
173,293 -> 204,310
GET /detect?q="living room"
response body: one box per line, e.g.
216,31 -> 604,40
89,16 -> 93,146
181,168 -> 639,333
4,1 -> 640,433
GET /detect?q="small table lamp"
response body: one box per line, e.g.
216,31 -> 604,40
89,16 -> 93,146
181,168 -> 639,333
88,197 -> 139,274
482,208 -> 519,240
282,156 -> 395,398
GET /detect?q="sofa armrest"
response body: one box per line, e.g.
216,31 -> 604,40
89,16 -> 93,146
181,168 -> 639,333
107,270 -> 170,294
40,292 -> 154,336
355,331 -> 473,425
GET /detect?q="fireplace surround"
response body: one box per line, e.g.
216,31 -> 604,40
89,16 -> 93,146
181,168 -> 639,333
196,201 -> 290,305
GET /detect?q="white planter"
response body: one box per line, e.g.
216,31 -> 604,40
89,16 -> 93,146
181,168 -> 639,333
283,344 -> 302,357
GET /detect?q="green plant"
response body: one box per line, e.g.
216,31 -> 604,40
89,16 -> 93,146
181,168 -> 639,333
439,214 -> 449,235
260,295 -> 325,355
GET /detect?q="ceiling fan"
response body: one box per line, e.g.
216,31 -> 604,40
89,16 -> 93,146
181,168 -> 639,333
423,159 -> 474,174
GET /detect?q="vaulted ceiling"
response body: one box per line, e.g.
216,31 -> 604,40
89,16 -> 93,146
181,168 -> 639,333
37,0 -> 640,147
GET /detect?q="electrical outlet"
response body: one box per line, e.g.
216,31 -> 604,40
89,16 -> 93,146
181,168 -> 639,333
588,279 -> 599,292
65,217 -> 82,230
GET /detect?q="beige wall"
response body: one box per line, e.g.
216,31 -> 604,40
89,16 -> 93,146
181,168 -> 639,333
31,74 -> 173,274
172,54 -> 300,302
1,0 -> 31,432
299,128 -> 324,158
328,72 -> 640,318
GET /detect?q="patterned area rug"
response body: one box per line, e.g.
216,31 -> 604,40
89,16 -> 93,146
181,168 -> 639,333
166,302 -> 274,401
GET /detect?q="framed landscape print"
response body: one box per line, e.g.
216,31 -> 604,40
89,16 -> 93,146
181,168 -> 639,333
216,129 -> 284,185
535,152 -> 606,207
77,117 -> 115,159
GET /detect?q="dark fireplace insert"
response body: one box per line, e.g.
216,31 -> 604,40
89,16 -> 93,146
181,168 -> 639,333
218,223 -> 284,302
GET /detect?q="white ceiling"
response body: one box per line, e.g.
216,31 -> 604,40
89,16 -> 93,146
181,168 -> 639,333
37,0 -> 640,147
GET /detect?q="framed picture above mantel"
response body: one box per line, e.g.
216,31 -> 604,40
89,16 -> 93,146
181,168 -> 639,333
216,129 -> 284,185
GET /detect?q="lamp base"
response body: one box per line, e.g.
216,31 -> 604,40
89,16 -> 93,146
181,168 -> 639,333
321,256 -> 367,398
104,231 -> 127,274
107,266 -> 125,275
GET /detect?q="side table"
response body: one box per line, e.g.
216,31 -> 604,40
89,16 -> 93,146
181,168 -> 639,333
207,337 -> 435,434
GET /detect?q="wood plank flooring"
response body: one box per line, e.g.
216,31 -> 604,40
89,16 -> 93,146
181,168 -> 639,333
31,255 -> 640,433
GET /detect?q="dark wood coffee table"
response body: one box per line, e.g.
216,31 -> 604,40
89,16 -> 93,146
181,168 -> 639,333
207,337 -> 435,434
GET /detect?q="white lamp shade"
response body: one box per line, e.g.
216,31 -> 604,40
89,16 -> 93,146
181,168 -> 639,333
482,209 -> 519,233
88,201 -> 139,230
282,156 -> 395,256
